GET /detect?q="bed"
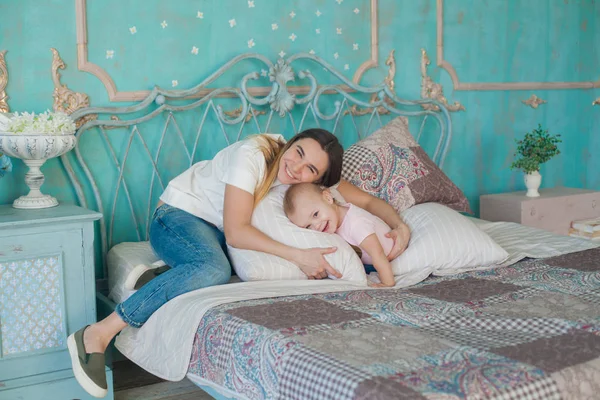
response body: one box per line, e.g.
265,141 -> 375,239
65,53 -> 600,399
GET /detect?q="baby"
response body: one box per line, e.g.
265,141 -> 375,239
283,183 -> 396,287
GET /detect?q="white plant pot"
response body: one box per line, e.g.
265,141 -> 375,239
524,170 -> 542,197
0,133 -> 77,209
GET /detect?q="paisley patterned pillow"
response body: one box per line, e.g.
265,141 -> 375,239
342,117 -> 472,214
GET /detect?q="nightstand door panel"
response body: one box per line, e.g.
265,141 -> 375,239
0,228 -> 87,381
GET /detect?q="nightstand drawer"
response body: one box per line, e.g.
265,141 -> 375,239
480,188 -> 600,235
0,229 -> 89,381
520,192 -> 599,234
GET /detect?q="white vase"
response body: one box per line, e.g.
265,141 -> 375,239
0,133 -> 77,209
524,170 -> 542,197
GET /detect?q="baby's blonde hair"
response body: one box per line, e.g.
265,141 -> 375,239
283,183 -> 323,218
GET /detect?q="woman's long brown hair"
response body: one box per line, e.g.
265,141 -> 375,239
253,129 -> 344,206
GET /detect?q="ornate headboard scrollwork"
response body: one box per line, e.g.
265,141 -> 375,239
62,52 -> 453,277
0,50 -> 9,113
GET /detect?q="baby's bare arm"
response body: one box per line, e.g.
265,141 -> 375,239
360,234 -> 395,287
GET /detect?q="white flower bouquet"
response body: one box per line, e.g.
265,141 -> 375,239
0,110 -> 76,135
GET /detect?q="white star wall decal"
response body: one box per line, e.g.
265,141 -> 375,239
272,23 -> 278,30
161,20 -> 168,29
129,26 -> 137,34
191,46 -> 199,55
248,38 -> 255,48
289,33 -> 297,41
197,11 -> 204,18
229,18 -> 236,27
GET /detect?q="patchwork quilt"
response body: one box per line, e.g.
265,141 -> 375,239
188,248 -> 600,399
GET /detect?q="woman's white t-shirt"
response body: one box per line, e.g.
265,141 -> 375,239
159,134 -> 284,230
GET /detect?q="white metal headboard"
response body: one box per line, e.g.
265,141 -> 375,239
63,53 -> 452,277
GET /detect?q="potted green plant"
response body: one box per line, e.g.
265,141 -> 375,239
510,124 -> 561,197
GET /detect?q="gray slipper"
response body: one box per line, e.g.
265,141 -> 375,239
67,326 -> 108,398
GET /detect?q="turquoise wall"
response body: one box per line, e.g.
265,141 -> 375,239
1,0 -> 599,213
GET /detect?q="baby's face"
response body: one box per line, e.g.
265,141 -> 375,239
288,190 -> 339,234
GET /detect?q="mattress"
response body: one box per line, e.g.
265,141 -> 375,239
107,241 -> 163,304
107,241 -> 242,304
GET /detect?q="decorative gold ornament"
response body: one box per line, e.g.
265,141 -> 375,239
51,48 -> 95,127
223,106 -> 267,122
345,49 -> 396,116
421,49 -> 465,112
522,94 -> 547,109
383,49 -> 396,92
0,50 -> 9,113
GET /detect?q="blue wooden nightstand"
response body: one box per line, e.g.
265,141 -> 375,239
0,205 -> 114,400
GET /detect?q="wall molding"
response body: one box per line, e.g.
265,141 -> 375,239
436,0 -> 600,91
76,0 -> 380,102
345,49 -> 396,116
51,48 -> 96,127
0,50 -> 9,113
420,48 -> 464,112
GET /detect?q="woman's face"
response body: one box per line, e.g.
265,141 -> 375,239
277,138 -> 329,185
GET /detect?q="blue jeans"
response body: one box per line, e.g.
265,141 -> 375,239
115,204 -> 232,327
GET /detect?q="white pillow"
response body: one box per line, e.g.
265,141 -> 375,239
228,185 -> 368,284
389,203 -> 509,287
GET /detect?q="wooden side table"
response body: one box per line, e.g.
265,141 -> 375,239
480,187 -> 600,235
0,205 -> 114,399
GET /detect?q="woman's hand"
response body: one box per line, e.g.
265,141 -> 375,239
292,247 -> 342,280
385,222 -> 411,260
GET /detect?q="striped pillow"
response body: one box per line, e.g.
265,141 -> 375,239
389,203 -> 509,287
228,185 -> 368,284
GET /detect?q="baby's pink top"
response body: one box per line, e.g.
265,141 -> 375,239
336,203 -> 395,264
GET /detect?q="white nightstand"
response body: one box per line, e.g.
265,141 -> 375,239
480,187 -> 600,235
0,205 -> 114,399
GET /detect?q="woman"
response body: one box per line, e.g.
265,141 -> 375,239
68,129 -> 411,398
